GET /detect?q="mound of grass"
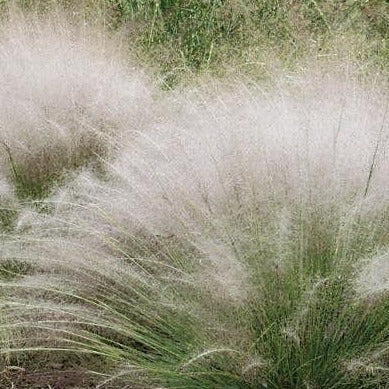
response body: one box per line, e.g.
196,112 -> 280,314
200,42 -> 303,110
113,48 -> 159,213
1,75 -> 388,387
0,10 -> 153,200
0,3 -> 387,388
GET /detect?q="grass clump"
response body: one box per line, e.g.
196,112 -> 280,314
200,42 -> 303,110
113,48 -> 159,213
0,9 -> 153,200
1,73 -> 388,387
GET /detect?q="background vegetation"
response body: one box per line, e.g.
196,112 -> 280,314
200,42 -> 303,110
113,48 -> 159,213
2,0 -> 388,85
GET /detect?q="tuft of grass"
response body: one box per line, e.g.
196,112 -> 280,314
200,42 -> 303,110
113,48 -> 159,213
1,73 -> 388,387
0,9 -> 153,200
0,3 -> 387,388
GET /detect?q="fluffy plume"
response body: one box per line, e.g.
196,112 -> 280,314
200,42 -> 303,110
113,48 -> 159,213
0,10 -> 153,199
0,25 -> 388,385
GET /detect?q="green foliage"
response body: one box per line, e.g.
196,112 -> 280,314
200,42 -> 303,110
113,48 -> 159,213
1,0 -> 388,84
2,136 -> 106,201
105,0 -> 389,84
3,194 -> 388,387
242,205 -> 389,388
0,259 -> 30,280
109,0 -> 248,85
0,204 -> 18,232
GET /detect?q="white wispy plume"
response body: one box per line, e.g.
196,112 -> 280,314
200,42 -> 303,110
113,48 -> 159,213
0,9 -> 153,195
1,62 -> 388,387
